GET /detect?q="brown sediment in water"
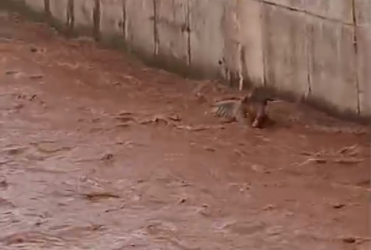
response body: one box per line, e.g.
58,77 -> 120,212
0,11 -> 369,250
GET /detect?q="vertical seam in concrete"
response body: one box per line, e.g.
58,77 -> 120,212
186,0 -> 191,66
237,42 -> 244,90
153,0 -> 159,55
351,0 -> 361,115
240,45 -> 249,89
44,0 -> 51,20
67,0 -> 75,34
260,2 -> 268,87
93,0 -> 101,41
122,0 -> 127,40
305,15 -> 312,98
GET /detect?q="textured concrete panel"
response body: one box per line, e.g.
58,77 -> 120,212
73,0 -> 95,28
302,0 -> 353,24
24,0 -> 44,12
221,0 -> 265,88
355,0 -> 371,26
188,0 -> 225,77
156,0 -> 189,65
100,0 -> 123,36
49,0 -> 69,23
220,0 -> 242,85
235,0 -> 265,86
263,0 -> 354,24
355,0 -> 371,116
125,0 -> 155,55
307,17 -> 358,113
262,4 -> 310,97
356,26 -> 371,116
263,0 -> 304,9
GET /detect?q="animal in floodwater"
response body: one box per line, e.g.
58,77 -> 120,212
247,96 -> 274,128
211,96 -> 250,126
211,90 -> 274,128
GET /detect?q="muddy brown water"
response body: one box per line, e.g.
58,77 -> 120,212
0,11 -> 369,250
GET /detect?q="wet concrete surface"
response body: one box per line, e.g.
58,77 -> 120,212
0,11 -> 370,250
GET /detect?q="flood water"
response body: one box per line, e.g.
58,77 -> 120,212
0,11 -> 369,250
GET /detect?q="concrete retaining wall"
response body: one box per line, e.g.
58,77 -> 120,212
2,0 -> 370,120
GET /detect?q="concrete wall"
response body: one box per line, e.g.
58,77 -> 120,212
3,0 -> 370,120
